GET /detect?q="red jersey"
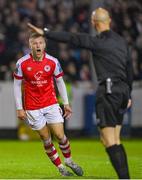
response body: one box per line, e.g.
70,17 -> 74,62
14,52 -> 63,110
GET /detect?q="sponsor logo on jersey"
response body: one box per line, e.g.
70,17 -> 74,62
31,80 -> 48,85
34,71 -> 43,80
44,65 -> 51,72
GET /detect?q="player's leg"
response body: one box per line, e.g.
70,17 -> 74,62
26,110 -> 72,176
37,125 -> 62,168
48,123 -> 71,159
38,125 -> 74,176
48,123 -> 83,176
44,104 -> 72,161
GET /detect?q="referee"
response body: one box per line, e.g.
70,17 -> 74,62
28,7 -> 132,179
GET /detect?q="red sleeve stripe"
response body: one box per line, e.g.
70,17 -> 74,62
55,72 -> 64,78
13,73 -> 23,80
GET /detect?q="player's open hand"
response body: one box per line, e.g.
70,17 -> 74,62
27,23 -> 44,35
17,109 -> 27,121
63,104 -> 72,120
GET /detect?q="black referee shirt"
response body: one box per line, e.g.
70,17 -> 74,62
44,29 -> 133,94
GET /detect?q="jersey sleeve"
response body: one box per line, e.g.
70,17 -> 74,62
54,59 -> 64,78
13,61 -> 23,79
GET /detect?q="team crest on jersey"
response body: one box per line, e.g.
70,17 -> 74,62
44,65 -> 51,72
27,67 -> 32,71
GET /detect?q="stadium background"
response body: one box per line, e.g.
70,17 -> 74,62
0,0 -> 142,139
0,0 -> 142,179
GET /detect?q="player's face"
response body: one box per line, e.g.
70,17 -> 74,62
29,36 -> 46,59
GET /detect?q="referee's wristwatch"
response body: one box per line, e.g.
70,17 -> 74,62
44,27 -> 50,34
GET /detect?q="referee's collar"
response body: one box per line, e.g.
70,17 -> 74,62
98,29 -> 112,38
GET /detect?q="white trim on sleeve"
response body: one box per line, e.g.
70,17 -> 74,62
14,78 -> 23,110
55,77 -> 69,105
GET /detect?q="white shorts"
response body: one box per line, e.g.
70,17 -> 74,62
26,104 -> 64,130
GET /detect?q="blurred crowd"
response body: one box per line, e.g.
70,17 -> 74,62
0,0 -> 91,82
0,0 -> 142,82
106,0 -> 142,81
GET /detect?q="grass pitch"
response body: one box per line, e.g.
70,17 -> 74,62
0,139 -> 141,179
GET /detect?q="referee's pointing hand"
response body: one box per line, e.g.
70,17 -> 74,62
27,23 -> 44,35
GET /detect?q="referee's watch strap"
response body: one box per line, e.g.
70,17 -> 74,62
44,27 -> 50,34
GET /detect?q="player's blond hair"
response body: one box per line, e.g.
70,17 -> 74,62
29,33 -> 45,40
29,33 -> 47,46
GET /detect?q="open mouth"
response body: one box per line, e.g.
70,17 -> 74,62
36,49 -> 41,52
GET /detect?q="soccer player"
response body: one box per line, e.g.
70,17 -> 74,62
13,33 -> 83,177
27,7 -> 132,179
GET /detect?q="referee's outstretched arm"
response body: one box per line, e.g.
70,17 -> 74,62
27,23 -> 98,50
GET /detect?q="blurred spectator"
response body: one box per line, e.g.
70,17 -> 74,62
106,0 -> 142,81
80,64 -> 91,81
66,61 -> 78,82
0,0 -> 142,82
0,0 -> 91,82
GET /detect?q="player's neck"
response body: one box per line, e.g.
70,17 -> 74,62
32,53 -> 44,61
